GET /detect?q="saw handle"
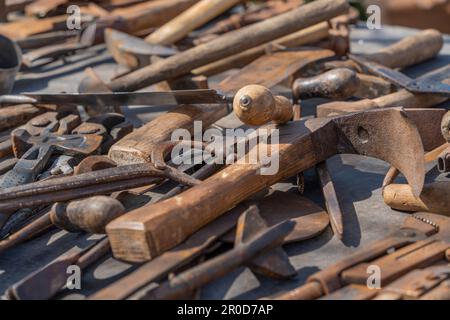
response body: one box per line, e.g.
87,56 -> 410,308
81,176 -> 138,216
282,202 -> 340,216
365,29 -> 443,69
293,68 -> 359,100
233,84 -> 293,126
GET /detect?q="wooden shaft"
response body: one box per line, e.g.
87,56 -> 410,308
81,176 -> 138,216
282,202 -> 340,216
108,0 -> 349,92
441,111 -> 450,142
365,29 -> 443,69
145,0 -> 242,46
273,281 -> 324,300
193,21 -> 330,77
233,84 -> 293,126
383,182 -> 450,216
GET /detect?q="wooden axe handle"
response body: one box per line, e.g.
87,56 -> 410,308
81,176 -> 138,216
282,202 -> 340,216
145,0 -> 242,46
365,29 -> 443,69
108,0 -> 349,92
383,182 -> 450,216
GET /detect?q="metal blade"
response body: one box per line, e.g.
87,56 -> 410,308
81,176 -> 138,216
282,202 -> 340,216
23,90 -> 227,107
349,54 -> 450,96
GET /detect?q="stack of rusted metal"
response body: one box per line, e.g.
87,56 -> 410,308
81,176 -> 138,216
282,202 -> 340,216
0,0 -> 449,300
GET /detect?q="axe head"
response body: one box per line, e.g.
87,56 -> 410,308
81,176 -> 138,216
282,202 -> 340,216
327,108 -> 430,197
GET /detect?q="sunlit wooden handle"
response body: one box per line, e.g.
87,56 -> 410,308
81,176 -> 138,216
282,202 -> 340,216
233,84 -> 293,126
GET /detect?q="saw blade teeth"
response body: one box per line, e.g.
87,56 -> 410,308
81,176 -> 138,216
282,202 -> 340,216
411,214 -> 440,231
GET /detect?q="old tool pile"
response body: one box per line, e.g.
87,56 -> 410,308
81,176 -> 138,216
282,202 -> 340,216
0,0 -> 449,300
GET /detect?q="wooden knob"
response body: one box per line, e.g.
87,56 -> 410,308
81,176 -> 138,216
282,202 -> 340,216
50,196 -> 126,234
233,85 -> 293,126
442,111 -> 450,142
292,68 -> 359,100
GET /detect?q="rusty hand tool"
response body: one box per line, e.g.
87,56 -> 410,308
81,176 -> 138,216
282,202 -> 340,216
6,237 -> 111,300
233,84 -> 293,126
349,53 -> 450,97
106,102 -> 442,262
372,264 -> 450,300
105,28 -> 178,70
130,206 -> 295,300
233,85 -> 345,239
107,0 -> 349,92
90,191 -> 329,299
0,34 -> 21,95
21,23 -> 97,68
108,47 -> 333,165
272,212 -> 450,300
438,112 -> 450,173
0,124 -> 102,229
0,89 -> 226,109
0,140 -> 218,212
145,0 -> 243,46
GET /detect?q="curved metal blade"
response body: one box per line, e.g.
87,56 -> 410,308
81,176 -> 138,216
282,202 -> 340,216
332,107 -> 425,196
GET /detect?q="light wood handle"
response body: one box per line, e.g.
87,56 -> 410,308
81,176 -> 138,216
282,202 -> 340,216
383,182 -> 450,216
145,0 -> 242,46
441,111 -> 450,142
233,85 -> 293,126
365,29 -> 443,69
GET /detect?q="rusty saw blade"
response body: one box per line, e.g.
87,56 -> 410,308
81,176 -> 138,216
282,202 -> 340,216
0,89 -> 227,107
349,54 -> 450,96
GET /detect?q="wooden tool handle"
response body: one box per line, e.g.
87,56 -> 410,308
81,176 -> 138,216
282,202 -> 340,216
365,29 -> 443,69
233,85 -> 293,126
145,0 -> 241,46
441,111 -> 450,142
50,196 -> 125,234
293,68 -> 359,100
108,103 -> 227,165
383,183 -> 450,216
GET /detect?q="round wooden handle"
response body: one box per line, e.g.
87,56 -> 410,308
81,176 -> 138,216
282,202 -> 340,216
383,183 -> 450,216
441,111 -> 450,142
233,84 -> 293,126
292,68 -> 359,100
50,196 -> 126,234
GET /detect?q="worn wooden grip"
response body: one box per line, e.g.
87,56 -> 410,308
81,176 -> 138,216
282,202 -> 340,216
365,29 -> 443,68
293,68 -> 360,100
145,0 -> 241,46
383,183 -> 450,216
109,104 -> 227,165
233,85 -> 293,126
441,111 -> 450,142
50,196 -> 125,234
